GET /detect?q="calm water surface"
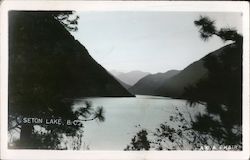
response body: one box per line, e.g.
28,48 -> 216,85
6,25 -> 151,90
72,95 -> 205,150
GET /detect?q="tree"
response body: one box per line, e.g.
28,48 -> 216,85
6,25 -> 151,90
194,16 -> 242,43
8,100 -> 105,149
124,129 -> 151,151
183,15 -> 243,146
52,11 -> 79,32
8,11 -> 104,149
152,107 -> 223,150
125,105 -> 242,151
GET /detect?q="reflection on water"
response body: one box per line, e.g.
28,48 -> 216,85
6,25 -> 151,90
72,95 -> 205,150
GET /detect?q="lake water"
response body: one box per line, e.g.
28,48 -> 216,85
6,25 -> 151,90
71,95 -> 206,150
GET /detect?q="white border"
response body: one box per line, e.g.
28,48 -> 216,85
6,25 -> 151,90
0,1 -> 249,160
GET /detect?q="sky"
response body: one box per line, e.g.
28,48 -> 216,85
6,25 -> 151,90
71,12 -> 242,74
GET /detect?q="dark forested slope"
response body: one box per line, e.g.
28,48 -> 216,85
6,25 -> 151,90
158,44 -> 237,98
9,11 -> 133,115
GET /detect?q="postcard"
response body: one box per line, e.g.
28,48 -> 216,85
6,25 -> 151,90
0,1 -> 249,160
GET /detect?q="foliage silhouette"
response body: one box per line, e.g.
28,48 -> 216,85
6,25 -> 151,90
124,129 -> 150,151
194,16 -> 217,41
125,106 -> 241,151
183,15 -> 242,146
53,11 -> 79,32
152,107 -> 219,150
194,15 -> 242,43
9,100 -> 105,149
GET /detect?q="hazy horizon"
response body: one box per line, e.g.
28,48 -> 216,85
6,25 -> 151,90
71,12 -> 242,74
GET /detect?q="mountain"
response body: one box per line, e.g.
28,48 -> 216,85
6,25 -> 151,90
110,70 -> 150,86
129,44 -> 236,98
158,44 -> 236,98
116,79 -> 131,90
8,11 -> 133,113
158,60 -> 207,97
129,70 -> 180,95
109,70 -> 123,77
108,70 -> 131,89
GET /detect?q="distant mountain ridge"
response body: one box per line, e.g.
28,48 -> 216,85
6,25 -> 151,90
110,70 -> 150,86
109,74 -> 131,90
129,43 -> 235,98
129,70 -> 180,95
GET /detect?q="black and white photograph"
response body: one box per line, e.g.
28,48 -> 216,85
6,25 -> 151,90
0,1 -> 249,160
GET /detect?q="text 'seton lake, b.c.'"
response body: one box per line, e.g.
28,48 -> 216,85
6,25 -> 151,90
18,117 -> 82,126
